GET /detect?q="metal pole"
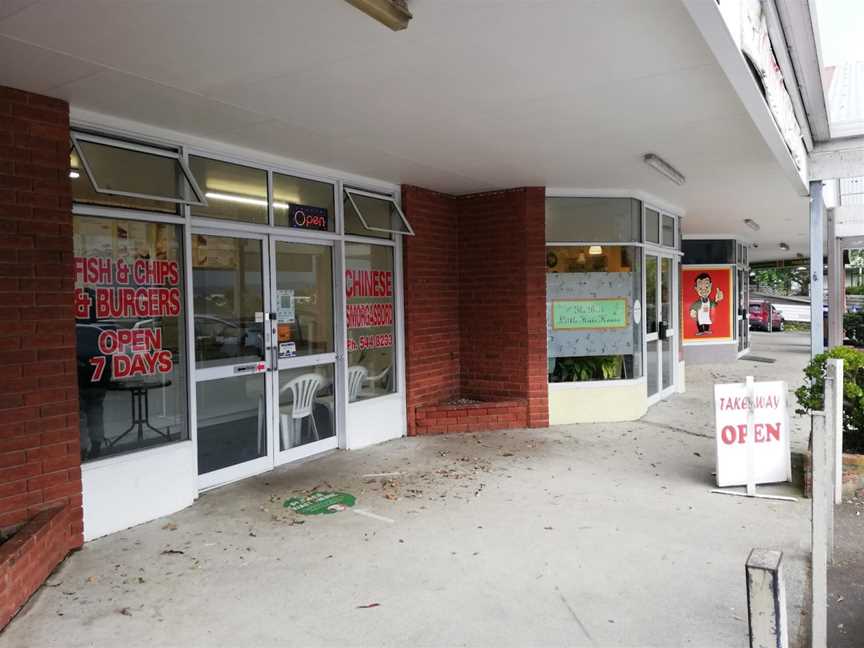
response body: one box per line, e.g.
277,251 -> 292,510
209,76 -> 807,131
745,375 -> 756,497
827,206 -> 843,348
827,358 -> 844,506
810,180 -> 825,358
823,362 -> 838,564
811,412 -> 827,648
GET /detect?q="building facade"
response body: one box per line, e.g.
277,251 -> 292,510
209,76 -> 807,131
0,0 -> 828,631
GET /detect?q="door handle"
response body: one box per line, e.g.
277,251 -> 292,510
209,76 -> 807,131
658,322 -> 667,341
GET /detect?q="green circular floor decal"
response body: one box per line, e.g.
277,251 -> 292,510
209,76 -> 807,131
283,492 -> 356,515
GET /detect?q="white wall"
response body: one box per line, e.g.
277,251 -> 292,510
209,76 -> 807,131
82,441 -> 196,540
773,303 -> 810,322
549,380 -> 648,424
346,393 -> 405,449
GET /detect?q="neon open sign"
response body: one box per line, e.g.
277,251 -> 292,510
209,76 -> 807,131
288,204 -> 328,231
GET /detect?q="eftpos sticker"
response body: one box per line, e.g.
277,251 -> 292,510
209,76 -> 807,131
279,341 -> 296,359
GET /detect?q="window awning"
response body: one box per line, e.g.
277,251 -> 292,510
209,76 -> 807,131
344,188 -> 414,236
71,132 -> 206,206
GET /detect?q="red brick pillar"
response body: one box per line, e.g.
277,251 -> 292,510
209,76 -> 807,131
401,186 -> 461,435
522,187 -> 549,428
0,85 -> 82,628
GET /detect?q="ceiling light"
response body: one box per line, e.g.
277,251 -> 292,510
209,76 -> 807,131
69,170 -> 80,179
779,242 -> 790,251
642,153 -> 685,186
744,218 -> 760,231
206,191 -> 292,210
588,245 -> 603,256
345,0 -> 412,31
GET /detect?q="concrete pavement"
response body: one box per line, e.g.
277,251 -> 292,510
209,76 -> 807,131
1,332 -> 814,648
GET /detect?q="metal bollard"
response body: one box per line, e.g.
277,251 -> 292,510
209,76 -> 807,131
746,548 -> 788,648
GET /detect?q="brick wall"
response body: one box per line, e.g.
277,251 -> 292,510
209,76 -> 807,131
522,187 -> 549,428
402,184 -> 548,434
414,400 -> 527,436
402,186 -> 462,434
0,85 -> 82,628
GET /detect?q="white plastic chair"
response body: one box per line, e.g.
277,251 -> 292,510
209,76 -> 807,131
279,373 -> 322,450
360,366 -> 391,398
347,365 -> 368,403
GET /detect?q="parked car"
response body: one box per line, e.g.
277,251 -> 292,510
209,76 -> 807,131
749,301 -> 784,332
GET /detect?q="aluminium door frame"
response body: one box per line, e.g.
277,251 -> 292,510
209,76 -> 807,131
644,248 -> 679,406
267,234 -> 341,466
189,227 -> 276,491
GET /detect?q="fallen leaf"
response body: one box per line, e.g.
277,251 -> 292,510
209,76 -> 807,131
356,603 -> 381,609
161,522 -> 178,531
160,549 -> 185,555
118,607 -> 132,617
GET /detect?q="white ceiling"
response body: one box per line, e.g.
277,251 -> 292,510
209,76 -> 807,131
0,0 -> 810,261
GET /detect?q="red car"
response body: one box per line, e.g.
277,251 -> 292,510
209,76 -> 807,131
749,301 -> 785,332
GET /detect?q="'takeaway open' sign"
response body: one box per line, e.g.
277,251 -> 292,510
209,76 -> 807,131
713,380 -> 792,488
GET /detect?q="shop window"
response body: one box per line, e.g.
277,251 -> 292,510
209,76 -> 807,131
273,241 -> 334,357
345,243 -> 396,400
662,214 -> 675,247
71,132 -> 203,212
546,197 -> 642,242
196,373 -> 265,474
191,235 -> 265,368
74,216 -> 188,462
645,208 -> 660,244
546,245 -> 642,382
344,188 -> 413,238
682,239 -> 735,264
189,156 -> 268,224
274,173 -> 335,232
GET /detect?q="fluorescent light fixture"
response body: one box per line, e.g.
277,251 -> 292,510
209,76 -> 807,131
779,242 -> 790,251
69,170 -> 80,179
643,153 -> 685,186
744,218 -> 760,231
588,245 -> 603,256
345,0 -> 412,31
206,191 -> 292,210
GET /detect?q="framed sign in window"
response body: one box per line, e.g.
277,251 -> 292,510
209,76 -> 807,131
552,298 -> 629,331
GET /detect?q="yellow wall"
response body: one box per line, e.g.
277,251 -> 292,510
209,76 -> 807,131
548,380 -> 648,424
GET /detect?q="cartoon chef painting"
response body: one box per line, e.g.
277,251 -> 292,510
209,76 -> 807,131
689,272 -> 724,335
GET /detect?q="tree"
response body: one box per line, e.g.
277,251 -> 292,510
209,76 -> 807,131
751,266 -> 809,296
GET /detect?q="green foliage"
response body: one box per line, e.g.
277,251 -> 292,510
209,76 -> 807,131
845,312 -> 864,347
845,285 -> 864,296
551,356 -> 623,382
795,346 -> 864,453
782,321 -> 810,332
751,266 -> 809,296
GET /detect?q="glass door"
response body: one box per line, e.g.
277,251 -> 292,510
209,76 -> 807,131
659,256 -> 676,393
192,232 -> 273,489
738,268 -> 750,352
645,252 -> 677,401
269,238 -> 339,464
